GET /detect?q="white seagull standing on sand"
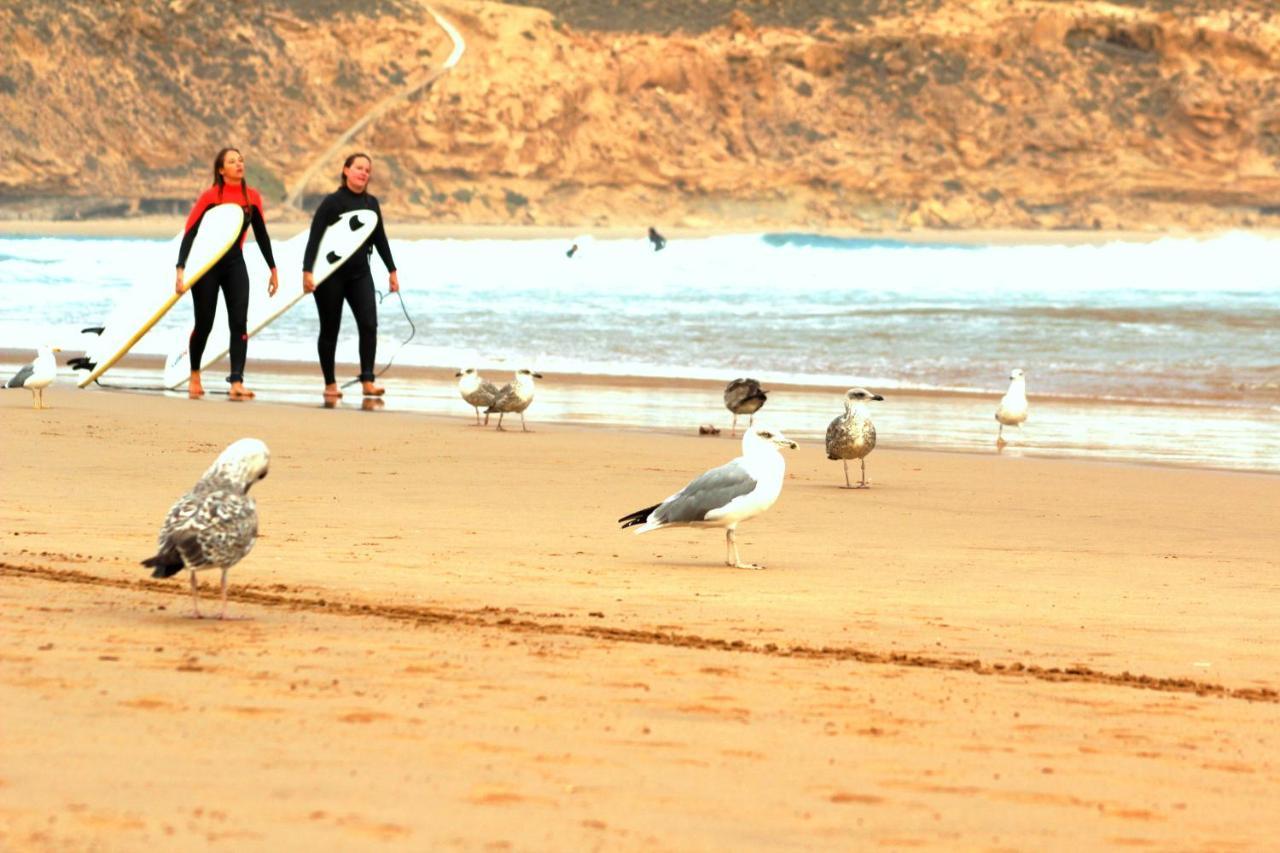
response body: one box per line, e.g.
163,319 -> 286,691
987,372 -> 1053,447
486,368 -> 543,431
619,422 -> 797,570
826,387 -> 884,488
723,377 -> 768,437
456,368 -> 500,425
142,438 -> 270,620
995,368 -> 1029,447
4,345 -> 61,409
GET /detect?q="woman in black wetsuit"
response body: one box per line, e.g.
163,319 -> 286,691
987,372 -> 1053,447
302,152 -> 399,401
175,147 -> 279,400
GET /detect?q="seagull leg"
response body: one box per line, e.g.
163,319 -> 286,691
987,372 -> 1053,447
858,458 -> 870,489
842,459 -> 852,489
495,413 -> 505,431
730,414 -> 737,437
727,528 -> 763,570
520,411 -> 529,432
472,406 -> 482,425
31,390 -> 39,410
189,571 -> 203,619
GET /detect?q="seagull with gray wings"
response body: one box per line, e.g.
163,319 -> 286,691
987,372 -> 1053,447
142,438 -> 270,619
826,387 -> 883,488
456,368 -> 500,425
4,345 -> 61,409
486,368 -> 543,431
619,422 -> 797,570
723,377 -> 768,436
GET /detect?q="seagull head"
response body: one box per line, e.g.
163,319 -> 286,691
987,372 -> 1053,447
203,438 -> 271,493
1009,368 -> 1025,380
455,367 -> 476,378
743,422 -> 797,453
843,387 -> 884,408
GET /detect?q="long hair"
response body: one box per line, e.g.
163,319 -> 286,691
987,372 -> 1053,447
340,152 -> 372,191
212,147 -> 252,204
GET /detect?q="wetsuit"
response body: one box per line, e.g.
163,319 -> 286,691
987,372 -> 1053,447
176,183 -> 276,384
301,185 -> 396,385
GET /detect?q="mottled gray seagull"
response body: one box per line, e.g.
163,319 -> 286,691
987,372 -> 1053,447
4,345 -> 60,409
826,387 -> 883,488
995,368 -> 1028,448
142,438 -> 270,619
486,369 -> 543,431
456,367 -> 500,425
619,422 -> 797,570
723,377 -> 768,436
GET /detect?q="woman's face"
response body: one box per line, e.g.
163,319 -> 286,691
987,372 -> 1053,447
344,157 -> 372,193
219,150 -> 245,183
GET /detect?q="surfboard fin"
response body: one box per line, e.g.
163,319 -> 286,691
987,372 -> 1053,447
66,356 -> 96,371
325,250 -> 341,264
349,215 -> 364,230
80,326 -> 105,335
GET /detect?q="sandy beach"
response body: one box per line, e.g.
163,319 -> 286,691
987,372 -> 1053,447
2,385 -> 1279,850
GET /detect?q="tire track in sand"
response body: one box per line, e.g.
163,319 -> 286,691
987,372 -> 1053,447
4,560 -> 1276,705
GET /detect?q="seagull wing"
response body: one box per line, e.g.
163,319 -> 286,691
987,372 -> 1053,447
5,363 -> 34,389
651,459 -> 758,526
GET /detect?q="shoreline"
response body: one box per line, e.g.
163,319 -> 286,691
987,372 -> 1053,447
3,215 -> 1272,245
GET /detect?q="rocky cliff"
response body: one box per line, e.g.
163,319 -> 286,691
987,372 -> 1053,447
3,0 -> 1279,231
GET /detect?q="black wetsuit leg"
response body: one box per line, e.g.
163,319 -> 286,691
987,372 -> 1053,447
187,269 -> 222,373
219,249 -> 250,384
314,277 -> 346,386
345,271 -> 379,382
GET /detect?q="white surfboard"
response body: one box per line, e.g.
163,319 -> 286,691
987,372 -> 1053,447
163,210 -> 379,388
76,203 -> 246,388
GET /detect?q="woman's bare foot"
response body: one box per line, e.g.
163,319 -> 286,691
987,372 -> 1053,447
361,381 -> 385,397
323,384 -> 343,401
188,373 -> 205,399
228,382 -> 256,401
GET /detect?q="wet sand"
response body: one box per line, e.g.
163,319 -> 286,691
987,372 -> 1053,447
2,388 -> 1279,849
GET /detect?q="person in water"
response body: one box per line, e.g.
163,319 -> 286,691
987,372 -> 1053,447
302,152 -> 399,400
648,226 -> 667,252
175,147 -> 279,400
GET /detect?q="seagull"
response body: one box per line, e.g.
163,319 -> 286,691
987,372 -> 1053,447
995,368 -> 1028,448
4,345 -> 61,409
456,368 -> 500,426
141,438 -> 270,620
826,387 -> 884,488
486,369 -> 543,431
723,377 -> 768,436
618,422 -> 797,570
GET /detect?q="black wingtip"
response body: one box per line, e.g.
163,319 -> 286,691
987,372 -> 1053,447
618,503 -> 659,529
142,554 -> 184,579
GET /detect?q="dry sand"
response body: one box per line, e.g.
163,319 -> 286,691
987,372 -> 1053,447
2,387 -> 1279,850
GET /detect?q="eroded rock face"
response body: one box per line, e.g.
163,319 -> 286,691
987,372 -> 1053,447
2,0 -> 1279,232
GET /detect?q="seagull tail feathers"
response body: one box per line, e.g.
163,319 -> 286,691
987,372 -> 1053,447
142,550 -> 185,579
618,503 -> 660,531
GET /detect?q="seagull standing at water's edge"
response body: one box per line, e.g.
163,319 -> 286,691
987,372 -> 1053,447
724,377 -> 768,437
142,438 -> 270,620
4,345 -> 61,409
487,369 -> 543,431
826,388 -> 883,488
456,368 -> 499,425
619,423 -> 797,570
996,368 -> 1028,448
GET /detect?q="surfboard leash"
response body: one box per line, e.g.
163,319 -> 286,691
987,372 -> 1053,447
339,287 -> 416,389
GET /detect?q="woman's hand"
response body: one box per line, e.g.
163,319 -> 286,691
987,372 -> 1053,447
388,270 -> 400,293
267,268 -> 279,297
302,271 -> 316,293
174,268 -> 185,295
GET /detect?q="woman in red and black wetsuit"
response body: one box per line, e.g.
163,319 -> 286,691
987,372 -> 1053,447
175,147 -> 279,400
